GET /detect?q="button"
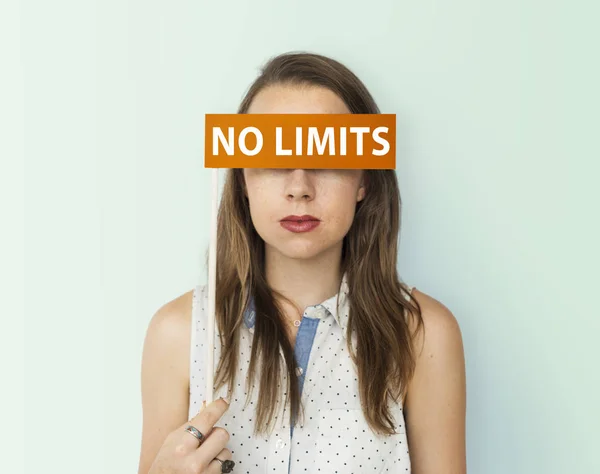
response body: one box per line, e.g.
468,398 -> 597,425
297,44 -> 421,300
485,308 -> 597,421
295,366 -> 303,376
315,308 -> 326,318
276,439 -> 286,449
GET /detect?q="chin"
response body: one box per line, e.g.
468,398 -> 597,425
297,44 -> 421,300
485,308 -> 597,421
282,249 -> 324,260
268,241 -> 329,261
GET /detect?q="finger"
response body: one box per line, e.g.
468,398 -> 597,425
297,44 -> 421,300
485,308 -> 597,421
190,426 -> 230,467
177,398 -> 230,450
203,448 -> 233,474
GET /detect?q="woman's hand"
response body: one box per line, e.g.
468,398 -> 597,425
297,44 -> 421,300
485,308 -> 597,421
148,397 -> 234,474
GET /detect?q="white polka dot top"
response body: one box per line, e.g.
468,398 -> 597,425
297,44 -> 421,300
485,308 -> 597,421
188,273 -> 414,473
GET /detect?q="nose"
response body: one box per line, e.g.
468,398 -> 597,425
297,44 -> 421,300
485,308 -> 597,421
284,169 -> 314,202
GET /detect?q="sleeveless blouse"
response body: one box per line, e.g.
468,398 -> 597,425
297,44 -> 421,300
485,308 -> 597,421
188,273 -> 414,473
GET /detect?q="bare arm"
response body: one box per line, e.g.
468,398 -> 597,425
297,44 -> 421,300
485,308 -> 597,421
138,290 -> 193,474
404,290 -> 467,474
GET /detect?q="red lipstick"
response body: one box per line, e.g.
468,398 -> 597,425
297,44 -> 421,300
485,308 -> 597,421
280,215 -> 321,233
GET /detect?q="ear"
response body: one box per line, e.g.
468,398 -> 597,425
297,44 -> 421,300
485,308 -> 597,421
356,173 -> 367,202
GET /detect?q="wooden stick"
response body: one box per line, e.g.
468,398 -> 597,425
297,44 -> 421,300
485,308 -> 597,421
205,168 -> 219,404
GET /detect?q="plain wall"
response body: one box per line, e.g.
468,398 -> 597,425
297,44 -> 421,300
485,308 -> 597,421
19,0 -> 599,473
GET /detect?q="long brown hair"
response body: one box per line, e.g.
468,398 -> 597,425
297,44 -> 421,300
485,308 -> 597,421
210,51 -> 423,436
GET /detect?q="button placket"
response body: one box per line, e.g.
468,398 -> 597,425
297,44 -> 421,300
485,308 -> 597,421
268,426 -> 291,472
297,323 -> 326,408
267,379 -> 292,472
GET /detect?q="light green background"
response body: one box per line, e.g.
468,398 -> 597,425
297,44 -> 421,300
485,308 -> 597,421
19,0 -> 599,473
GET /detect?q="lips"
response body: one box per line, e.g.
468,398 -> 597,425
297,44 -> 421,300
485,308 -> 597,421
280,215 -> 321,233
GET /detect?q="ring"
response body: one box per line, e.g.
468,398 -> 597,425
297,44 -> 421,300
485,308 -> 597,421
216,457 -> 235,473
184,425 -> 205,444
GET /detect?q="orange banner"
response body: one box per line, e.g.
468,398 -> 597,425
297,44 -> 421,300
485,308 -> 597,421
204,114 -> 396,169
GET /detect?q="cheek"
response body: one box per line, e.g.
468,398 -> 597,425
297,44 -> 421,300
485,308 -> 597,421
247,190 -> 268,216
246,187 -> 276,232
326,187 -> 360,231
245,176 -> 267,205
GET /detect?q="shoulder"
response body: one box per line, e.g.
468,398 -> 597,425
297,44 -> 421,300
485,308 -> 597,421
142,288 -> 196,379
408,287 -> 463,358
402,287 -> 466,407
148,288 -> 195,337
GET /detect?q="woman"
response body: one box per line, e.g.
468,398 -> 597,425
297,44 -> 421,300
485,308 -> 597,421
138,52 -> 466,474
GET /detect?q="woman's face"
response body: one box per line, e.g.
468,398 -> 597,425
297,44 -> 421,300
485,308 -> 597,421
243,85 -> 366,261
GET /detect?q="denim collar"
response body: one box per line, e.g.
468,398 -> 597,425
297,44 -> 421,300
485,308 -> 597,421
242,272 -> 350,335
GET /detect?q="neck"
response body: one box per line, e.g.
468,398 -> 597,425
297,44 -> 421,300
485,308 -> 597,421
264,243 -> 343,315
